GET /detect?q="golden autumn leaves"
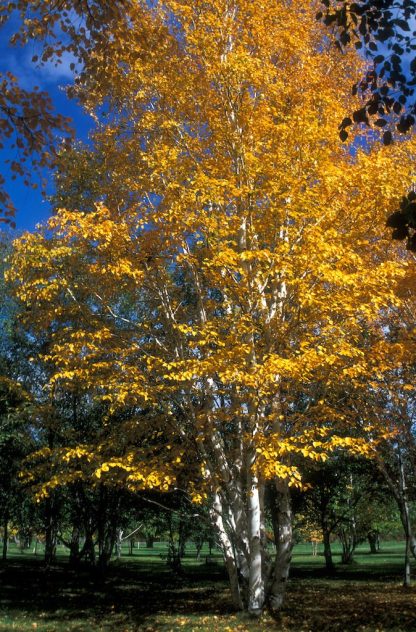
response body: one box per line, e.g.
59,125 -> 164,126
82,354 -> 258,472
5,0 -> 416,499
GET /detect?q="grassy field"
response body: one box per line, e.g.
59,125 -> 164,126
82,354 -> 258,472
0,540 -> 415,631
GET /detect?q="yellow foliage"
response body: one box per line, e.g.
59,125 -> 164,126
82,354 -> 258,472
7,0 -> 415,497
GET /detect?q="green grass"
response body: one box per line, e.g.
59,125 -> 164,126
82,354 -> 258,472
0,540 -> 415,631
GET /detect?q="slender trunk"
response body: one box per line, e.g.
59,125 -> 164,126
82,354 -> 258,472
247,473 -> 265,616
379,450 -> 416,569
259,483 -> 272,587
82,531 -> 96,565
98,524 -> 117,571
269,481 -> 293,616
44,497 -> 57,567
410,534 -> 416,560
323,528 -> 335,573
210,492 -> 244,610
146,535 -> 154,549
68,526 -> 81,566
166,515 -> 183,573
2,511 -> 9,561
178,520 -> 187,560
115,528 -> 123,559
404,533 -> 411,588
339,528 -> 355,564
44,532 -> 57,566
368,530 -> 379,554
97,484 -> 106,563
390,494 -> 416,563
398,450 -> 412,586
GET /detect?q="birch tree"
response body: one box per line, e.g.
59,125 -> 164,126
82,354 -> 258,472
7,0 -> 416,615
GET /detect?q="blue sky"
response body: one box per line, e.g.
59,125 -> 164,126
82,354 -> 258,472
2,7 -> 414,234
0,16 -> 92,233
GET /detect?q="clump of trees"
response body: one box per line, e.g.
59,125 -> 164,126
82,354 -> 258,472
1,0 -> 416,618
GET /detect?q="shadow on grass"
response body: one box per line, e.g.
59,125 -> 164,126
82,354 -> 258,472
0,557 -> 231,630
282,578 -> 416,631
0,554 -> 415,631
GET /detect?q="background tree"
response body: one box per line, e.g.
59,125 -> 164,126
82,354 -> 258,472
0,0 -> 138,223
319,1 -> 416,248
319,0 -> 416,142
296,457 -> 391,571
0,377 -> 33,561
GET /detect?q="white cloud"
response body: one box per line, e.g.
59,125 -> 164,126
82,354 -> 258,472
0,44 -> 79,94
23,47 -> 79,86
0,51 -> 40,91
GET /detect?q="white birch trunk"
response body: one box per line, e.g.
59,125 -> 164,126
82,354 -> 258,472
209,492 -> 244,610
247,472 -> 265,616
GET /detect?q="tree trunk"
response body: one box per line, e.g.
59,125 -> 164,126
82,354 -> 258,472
166,515 -> 182,573
379,454 -> 416,566
82,531 -> 96,565
195,539 -> 203,560
44,534 -> 56,565
115,529 -> 123,559
68,526 -> 81,567
398,450 -> 412,586
269,481 -> 293,616
98,524 -> 117,571
323,528 -> 335,573
339,528 -> 355,564
404,532 -> 411,588
44,497 -> 57,567
368,530 -> 379,554
209,492 -> 244,610
178,520 -> 187,560
2,511 -> 9,561
247,474 -> 265,616
146,535 -> 154,549
410,534 -> 416,560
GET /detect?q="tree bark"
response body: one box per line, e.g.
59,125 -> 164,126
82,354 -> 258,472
247,473 -> 265,616
269,481 -> 293,616
115,529 -> 123,559
398,450 -> 412,586
82,531 -> 96,565
404,533 -> 411,588
146,535 -> 154,548
323,528 -> 335,573
2,511 -> 9,561
178,518 -> 187,560
44,497 -> 57,567
210,492 -> 244,610
368,530 -> 379,554
339,527 -> 355,565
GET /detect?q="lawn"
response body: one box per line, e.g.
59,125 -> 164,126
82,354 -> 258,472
0,541 -> 415,631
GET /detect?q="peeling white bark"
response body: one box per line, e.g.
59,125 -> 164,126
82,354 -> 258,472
247,472 -> 265,616
209,491 -> 243,610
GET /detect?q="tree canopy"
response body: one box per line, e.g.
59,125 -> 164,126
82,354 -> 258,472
5,0 -> 416,615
